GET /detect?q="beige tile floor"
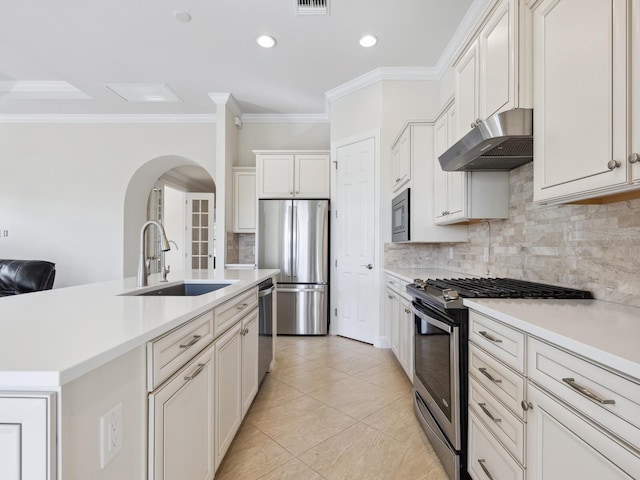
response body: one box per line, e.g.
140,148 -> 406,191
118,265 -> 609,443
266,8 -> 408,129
216,335 -> 448,480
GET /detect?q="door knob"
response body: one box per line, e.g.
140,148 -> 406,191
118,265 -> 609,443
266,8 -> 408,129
360,264 -> 373,270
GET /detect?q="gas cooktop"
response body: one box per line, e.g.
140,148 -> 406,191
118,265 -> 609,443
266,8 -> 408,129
408,277 -> 593,310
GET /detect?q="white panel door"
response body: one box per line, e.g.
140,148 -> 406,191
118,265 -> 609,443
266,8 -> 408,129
187,193 -> 215,270
334,137 -> 376,344
241,310 -> 259,417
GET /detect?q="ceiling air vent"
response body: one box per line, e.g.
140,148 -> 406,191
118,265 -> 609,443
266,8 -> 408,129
297,0 -> 329,15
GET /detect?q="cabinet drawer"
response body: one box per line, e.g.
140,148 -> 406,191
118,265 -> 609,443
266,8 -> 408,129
469,343 -> 526,420
215,287 -> 258,335
148,310 -> 214,391
468,410 -> 524,480
469,311 -> 525,374
469,376 -> 525,464
528,337 -> 640,448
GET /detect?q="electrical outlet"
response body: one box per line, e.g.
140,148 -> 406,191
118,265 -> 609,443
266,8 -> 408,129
100,403 -> 123,469
0,227 -> 6,238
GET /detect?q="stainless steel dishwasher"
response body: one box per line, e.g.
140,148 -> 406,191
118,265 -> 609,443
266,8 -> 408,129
258,279 -> 275,384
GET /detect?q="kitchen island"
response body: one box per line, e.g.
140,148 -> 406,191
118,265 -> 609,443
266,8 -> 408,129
0,268 -> 278,480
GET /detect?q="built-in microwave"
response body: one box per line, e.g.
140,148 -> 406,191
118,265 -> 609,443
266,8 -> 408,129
392,188 -> 410,242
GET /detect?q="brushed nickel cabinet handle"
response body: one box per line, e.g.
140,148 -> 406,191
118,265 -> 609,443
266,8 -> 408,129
478,367 -> 502,384
184,363 -> 206,381
478,331 -> 502,343
562,378 -> 615,405
521,400 -> 533,411
629,153 -> 639,164
607,160 -> 621,170
478,459 -> 494,480
179,335 -> 202,349
236,303 -> 249,310
478,402 -> 501,423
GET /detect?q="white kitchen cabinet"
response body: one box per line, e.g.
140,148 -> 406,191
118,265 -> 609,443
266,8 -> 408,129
148,345 -> 215,480
398,295 -> 413,380
0,393 -> 56,480
454,0 -> 528,140
385,287 -> 400,362
532,0 -> 640,203
391,126 -> 411,191
241,309 -> 259,417
255,150 -> 330,199
214,322 -> 243,470
526,382 -> 639,480
433,102 -> 510,225
390,121 -> 468,241
384,273 -> 413,380
232,167 -> 256,233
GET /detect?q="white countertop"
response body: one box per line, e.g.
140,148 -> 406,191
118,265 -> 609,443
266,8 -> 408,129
464,298 -> 640,381
0,269 -> 278,389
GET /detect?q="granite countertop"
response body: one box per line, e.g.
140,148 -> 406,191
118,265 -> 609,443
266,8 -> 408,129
464,298 -> 640,381
0,269 -> 278,388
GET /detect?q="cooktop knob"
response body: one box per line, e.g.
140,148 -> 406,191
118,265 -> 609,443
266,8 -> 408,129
443,289 -> 459,300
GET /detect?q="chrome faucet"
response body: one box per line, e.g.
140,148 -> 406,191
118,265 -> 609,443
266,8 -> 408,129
137,221 -> 171,287
160,240 -> 179,283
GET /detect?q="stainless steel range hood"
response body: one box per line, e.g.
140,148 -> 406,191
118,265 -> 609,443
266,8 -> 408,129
438,108 -> 533,172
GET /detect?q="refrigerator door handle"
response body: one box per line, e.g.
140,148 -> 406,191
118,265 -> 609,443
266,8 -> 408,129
292,204 -> 298,279
278,286 -> 325,293
283,204 -> 292,277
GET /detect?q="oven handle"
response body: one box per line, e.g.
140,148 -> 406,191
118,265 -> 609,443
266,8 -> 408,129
411,305 -> 453,333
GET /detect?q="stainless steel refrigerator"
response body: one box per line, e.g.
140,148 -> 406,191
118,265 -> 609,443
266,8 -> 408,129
258,199 -> 329,335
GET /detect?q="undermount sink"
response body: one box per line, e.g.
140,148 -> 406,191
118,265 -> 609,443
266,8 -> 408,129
122,281 -> 235,297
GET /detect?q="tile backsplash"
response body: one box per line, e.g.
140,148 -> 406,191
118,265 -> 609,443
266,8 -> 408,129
385,163 -> 640,307
226,232 -> 256,265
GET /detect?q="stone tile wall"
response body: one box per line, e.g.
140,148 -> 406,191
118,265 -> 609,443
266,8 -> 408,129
226,232 -> 256,265
385,163 -> 640,307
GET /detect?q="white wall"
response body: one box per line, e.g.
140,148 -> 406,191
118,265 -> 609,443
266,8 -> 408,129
237,122 -> 330,166
0,123 -> 216,287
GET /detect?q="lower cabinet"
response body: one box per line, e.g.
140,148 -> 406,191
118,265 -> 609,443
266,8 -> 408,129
148,345 -> 215,480
0,393 -> 56,480
526,383 -> 638,480
384,274 -> 413,380
215,322 -> 243,470
241,309 -> 259,417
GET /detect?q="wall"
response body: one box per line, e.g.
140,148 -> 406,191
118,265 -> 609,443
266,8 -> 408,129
0,123 -> 216,287
237,122 -> 330,166
385,162 -> 640,307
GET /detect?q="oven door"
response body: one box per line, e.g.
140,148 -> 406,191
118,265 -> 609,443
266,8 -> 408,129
413,302 -> 460,450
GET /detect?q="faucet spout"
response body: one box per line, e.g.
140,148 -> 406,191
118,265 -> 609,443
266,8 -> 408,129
137,220 -> 171,287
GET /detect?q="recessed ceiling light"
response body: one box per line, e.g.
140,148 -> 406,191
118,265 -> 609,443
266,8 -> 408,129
359,35 -> 378,48
256,35 -> 277,48
105,83 -> 183,103
173,10 -> 192,22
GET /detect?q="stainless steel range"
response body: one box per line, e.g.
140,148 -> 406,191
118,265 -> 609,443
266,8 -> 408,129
406,277 -> 592,480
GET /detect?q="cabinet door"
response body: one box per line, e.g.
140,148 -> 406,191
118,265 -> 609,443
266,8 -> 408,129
392,128 -> 411,191
433,114 -> 449,220
399,296 -> 413,380
456,40 -> 480,139
527,384 -> 639,480
241,309 -> 259,417
257,155 -> 295,198
445,107 -> 466,221
149,346 -> 215,480
632,1 -> 640,184
295,154 -> 330,198
479,0 -> 515,119
532,0 -> 628,203
386,289 -> 400,360
0,394 -> 55,480
233,168 -> 256,233
215,323 -> 242,469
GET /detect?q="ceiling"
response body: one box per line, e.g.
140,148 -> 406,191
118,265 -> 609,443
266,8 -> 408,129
0,0 -> 481,118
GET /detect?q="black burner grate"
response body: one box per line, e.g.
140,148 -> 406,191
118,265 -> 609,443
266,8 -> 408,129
425,278 -> 593,299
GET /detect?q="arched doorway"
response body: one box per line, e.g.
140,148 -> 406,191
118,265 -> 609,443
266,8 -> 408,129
123,156 -> 216,278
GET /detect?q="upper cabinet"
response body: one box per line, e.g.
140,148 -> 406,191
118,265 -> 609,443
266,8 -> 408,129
531,0 -> 640,203
232,167 -> 256,233
255,151 -> 330,199
454,0 -> 528,139
433,101 -> 510,225
391,127 -> 411,192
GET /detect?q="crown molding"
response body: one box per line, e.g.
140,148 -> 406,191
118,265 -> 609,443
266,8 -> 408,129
241,113 -> 329,124
325,66 -> 440,104
208,92 -> 243,119
0,114 -> 216,124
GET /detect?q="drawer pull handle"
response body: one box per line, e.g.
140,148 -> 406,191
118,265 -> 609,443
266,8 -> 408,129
184,363 -> 206,381
478,331 -> 502,343
179,335 -> 202,349
478,367 -> 502,384
478,403 -> 501,423
562,378 -> 616,405
478,459 -> 494,480
237,303 -> 249,310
